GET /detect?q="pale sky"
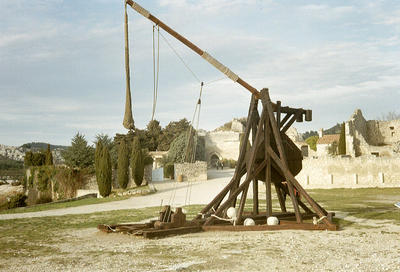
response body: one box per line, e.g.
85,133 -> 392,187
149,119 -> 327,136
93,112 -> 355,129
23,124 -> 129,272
1,0 -> 399,146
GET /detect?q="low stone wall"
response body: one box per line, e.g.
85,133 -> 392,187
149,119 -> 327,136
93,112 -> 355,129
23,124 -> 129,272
174,161 -> 207,182
296,156 -> 400,189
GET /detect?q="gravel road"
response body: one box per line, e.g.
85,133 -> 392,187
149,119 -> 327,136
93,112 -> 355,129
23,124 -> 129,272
0,169 -> 236,220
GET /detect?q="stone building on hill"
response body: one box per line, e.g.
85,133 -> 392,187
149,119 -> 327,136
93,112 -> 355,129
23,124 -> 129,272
204,119 -> 244,167
345,109 -> 400,157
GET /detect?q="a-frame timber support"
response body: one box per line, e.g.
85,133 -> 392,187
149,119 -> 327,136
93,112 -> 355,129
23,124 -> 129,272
194,88 -> 336,231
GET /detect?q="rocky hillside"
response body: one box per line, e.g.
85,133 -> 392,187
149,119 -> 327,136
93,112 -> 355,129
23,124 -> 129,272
0,143 -> 67,164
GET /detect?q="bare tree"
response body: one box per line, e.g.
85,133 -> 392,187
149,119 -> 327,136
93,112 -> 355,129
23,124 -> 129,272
378,111 -> 400,121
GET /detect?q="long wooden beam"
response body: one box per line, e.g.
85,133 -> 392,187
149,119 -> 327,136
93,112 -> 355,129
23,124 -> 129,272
125,1 -> 311,117
126,0 -> 259,98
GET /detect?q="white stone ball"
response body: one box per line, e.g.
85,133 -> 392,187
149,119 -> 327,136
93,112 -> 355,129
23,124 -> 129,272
243,218 -> 255,226
226,207 -> 237,219
267,216 -> 279,226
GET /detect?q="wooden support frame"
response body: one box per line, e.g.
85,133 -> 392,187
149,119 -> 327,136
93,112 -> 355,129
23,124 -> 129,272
196,88 -> 336,230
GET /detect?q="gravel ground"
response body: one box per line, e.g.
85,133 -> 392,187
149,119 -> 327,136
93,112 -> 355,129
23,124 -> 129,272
2,219 -> 400,272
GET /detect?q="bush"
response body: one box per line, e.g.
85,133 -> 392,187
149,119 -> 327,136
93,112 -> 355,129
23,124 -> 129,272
7,193 -> 27,209
35,195 -> 52,204
221,158 -> 237,169
164,163 -> 174,179
165,132 -> 205,164
36,167 -> 49,192
53,167 -> 87,199
305,136 -> 319,151
130,137 -> 144,187
117,138 -> 130,189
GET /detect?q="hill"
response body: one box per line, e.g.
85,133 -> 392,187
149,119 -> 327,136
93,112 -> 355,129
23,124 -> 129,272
20,142 -> 68,151
323,123 -> 341,135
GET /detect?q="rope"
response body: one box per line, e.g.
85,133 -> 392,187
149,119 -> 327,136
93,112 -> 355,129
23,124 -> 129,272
204,76 -> 227,86
158,30 -> 201,83
184,82 -> 204,207
151,25 -> 160,121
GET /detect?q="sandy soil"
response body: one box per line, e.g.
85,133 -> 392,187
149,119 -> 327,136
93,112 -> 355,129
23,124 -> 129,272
2,218 -> 400,272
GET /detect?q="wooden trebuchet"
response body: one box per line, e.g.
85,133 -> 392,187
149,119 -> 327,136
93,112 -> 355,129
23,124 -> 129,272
195,88 -> 336,230
98,2 -> 337,238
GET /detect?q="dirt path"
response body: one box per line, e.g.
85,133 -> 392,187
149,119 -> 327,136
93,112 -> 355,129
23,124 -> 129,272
0,169 -> 235,220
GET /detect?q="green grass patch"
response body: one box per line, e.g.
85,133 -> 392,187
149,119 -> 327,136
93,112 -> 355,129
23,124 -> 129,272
243,187 -> 400,225
308,187 -> 400,222
0,195 -> 131,214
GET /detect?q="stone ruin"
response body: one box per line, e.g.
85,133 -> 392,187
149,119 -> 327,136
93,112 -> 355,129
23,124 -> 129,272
346,109 -> 400,157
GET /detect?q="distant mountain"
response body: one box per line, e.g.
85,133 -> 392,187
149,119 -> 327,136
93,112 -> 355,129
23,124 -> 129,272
20,142 -> 68,151
323,123 -> 341,135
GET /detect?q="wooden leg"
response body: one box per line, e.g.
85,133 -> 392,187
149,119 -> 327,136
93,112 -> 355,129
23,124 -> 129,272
252,179 -> 259,215
264,117 -> 273,217
204,160 -> 267,225
275,183 -> 287,212
261,89 -> 302,223
237,182 -> 250,223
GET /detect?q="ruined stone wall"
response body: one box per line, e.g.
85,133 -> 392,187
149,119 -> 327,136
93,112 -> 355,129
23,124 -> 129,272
205,131 -> 241,162
367,119 -> 400,145
296,157 -> 400,189
174,161 -> 207,182
345,109 -> 400,157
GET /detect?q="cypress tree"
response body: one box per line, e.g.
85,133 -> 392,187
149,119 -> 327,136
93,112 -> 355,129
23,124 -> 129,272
95,141 -> 103,183
45,144 -> 53,165
130,137 -> 144,187
338,122 -> 346,155
95,142 -> 112,197
117,138 -> 130,189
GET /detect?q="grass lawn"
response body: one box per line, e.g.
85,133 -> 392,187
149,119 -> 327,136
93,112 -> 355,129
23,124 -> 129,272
0,195 -> 131,214
243,187 -> 400,228
0,185 -> 153,214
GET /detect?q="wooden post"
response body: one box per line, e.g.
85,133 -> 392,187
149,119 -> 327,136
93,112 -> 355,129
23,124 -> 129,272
251,108 -> 259,215
229,97 -> 258,206
264,117 -> 272,217
275,184 -> 287,212
260,89 -> 302,223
